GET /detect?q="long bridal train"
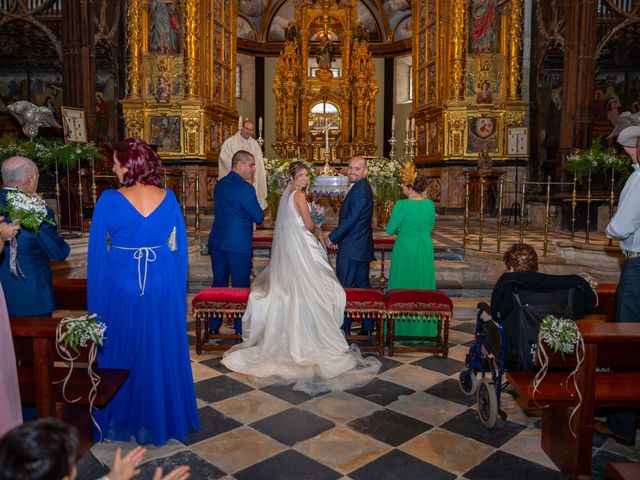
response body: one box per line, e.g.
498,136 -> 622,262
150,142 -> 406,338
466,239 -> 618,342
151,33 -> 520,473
221,184 -> 380,395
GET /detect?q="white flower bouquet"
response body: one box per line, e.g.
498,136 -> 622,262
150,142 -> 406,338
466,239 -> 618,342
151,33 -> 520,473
539,315 -> 580,356
2,190 -> 54,235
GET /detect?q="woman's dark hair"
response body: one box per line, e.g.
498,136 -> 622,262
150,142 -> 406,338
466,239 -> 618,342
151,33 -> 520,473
288,161 -> 310,180
0,419 -> 79,480
503,243 -> 539,272
113,137 -> 162,187
413,173 -> 429,194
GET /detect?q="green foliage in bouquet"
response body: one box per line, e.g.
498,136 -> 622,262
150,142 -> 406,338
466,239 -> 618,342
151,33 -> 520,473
539,315 -> 580,357
58,313 -> 107,355
565,136 -> 632,183
0,134 -> 102,171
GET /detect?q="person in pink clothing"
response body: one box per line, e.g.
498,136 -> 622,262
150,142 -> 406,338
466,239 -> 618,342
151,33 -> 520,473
0,216 -> 22,436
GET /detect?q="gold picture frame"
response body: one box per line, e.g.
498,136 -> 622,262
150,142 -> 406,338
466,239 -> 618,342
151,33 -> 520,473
61,107 -> 88,143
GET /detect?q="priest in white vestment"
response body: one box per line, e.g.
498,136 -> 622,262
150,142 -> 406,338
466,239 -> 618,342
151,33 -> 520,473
218,119 -> 267,210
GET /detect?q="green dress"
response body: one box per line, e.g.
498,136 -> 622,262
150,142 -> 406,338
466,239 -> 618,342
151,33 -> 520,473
386,198 -> 437,338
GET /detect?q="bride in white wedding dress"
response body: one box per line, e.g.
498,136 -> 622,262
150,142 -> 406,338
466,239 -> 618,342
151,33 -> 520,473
221,162 -> 380,394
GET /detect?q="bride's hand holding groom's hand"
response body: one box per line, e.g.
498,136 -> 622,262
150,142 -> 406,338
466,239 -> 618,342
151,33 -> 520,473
323,234 -> 337,250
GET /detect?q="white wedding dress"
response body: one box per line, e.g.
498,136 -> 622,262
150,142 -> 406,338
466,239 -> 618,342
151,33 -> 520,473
221,184 -> 380,394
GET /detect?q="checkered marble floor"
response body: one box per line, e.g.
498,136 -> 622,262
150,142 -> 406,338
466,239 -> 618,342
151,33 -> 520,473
76,297 -> 640,480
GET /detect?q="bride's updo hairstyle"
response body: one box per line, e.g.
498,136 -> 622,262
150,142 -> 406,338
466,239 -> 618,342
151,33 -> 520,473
288,161 -> 310,184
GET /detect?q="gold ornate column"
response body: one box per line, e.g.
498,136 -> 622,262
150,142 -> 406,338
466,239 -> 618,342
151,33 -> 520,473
507,0 -> 524,100
183,0 -> 200,98
450,0 -> 467,101
126,0 -> 143,99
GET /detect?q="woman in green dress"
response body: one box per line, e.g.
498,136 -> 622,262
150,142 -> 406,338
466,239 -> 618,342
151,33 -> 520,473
386,170 -> 437,337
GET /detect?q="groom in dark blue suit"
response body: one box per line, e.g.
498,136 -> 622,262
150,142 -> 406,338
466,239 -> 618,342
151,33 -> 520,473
326,156 -> 375,334
208,150 -> 264,334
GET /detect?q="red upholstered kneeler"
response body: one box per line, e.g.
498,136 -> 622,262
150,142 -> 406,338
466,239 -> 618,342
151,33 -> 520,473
385,289 -> 452,357
191,288 -> 250,353
345,288 -> 386,356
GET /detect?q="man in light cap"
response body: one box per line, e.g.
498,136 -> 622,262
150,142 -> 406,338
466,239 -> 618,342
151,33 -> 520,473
593,114 -> 640,446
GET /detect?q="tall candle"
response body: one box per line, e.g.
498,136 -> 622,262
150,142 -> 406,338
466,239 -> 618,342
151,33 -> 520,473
238,116 -> 243,131
391,115 -> 396,135
411,117 -> 415,134
405,117 -> 410,136
325,127 -> 329,149
258,116 -> 263,133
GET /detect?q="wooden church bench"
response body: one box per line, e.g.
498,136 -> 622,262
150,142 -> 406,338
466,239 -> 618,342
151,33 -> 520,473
53,277 -> 87,311
10,315 -> 129,455
506,320 -> 640,479
607,461 -> 640,480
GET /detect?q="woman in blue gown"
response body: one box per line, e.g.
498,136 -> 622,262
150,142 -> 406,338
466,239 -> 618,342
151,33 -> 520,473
87,138 -> 199,445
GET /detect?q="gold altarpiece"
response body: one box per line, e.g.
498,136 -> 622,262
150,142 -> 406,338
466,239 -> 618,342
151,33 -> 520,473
272,0 -> 378,163
120,0 -> 240,210
413,0 -> 527,210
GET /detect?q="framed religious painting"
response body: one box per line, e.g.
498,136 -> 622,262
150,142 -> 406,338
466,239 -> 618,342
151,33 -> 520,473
466,116 -> 500,154
150,116 -> 181,152
61,107 -> 88,143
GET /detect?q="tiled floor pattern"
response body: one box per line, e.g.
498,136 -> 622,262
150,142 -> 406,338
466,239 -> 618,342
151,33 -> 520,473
77,297 -> 640,480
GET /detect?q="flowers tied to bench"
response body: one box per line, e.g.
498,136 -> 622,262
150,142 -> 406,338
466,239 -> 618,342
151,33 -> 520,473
55,313 -> 107,438
533,315 -> 585,437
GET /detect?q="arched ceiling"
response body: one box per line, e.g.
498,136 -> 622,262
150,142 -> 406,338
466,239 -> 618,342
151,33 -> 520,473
237,0 -> 412,44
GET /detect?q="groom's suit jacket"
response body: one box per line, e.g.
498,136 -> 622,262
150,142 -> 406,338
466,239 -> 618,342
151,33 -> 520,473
329,177 -> 375,266
0,188 -> 70,316
208,171 -> 264,255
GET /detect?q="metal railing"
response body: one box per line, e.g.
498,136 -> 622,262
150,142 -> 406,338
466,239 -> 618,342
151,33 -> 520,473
462,169 -> 623,255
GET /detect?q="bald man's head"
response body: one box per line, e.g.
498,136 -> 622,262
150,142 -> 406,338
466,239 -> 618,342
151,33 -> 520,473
347,156 -> 368,183
1,156 -> 39,193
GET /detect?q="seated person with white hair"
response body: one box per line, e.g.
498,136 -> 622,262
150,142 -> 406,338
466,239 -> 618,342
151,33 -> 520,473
0,156 -> 69,317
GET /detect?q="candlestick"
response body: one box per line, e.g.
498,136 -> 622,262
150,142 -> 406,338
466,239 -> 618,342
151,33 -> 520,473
325,126 -> 329,149
410,117 -> 415,137
238,116 -> 243,131
258,116 -> 263,133
391,115 -> 395,133
405,117 -> 410,136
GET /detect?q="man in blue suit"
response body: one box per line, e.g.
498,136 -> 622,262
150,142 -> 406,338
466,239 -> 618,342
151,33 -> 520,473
325,156 -> 375,334
208,150 -> 264,334
0,156 -> 70,317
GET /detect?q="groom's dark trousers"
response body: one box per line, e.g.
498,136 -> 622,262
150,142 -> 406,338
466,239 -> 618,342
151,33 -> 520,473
208,171 -> 264,334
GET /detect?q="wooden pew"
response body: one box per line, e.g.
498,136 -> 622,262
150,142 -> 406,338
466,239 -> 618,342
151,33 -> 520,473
52,277 -> 87,311
507,320 -> 640,479
593,283 -> 617,323
10,316 -> 129,454
607,461 -> 640,480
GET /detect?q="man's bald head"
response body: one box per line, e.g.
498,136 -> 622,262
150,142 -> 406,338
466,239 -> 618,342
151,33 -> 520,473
1,156 -> 39,193
347,156 -> 368,183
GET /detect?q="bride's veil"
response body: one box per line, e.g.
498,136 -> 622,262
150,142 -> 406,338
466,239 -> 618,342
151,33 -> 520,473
227,182 -> 380,394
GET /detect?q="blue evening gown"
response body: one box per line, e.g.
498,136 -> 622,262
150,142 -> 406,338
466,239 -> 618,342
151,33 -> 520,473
87,188 -> 199,445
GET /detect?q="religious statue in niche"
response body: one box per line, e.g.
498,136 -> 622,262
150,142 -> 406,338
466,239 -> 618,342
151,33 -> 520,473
477,147 -> 493,170
155,74 -> 171,102
471,0 -> 497,54
316,32 -> 335,70
149,0 -> 181,54
284,20 -> 299,43
476,80 -> 493,104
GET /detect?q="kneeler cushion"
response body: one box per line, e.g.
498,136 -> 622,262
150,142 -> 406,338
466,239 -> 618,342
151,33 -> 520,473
385,289 -> 453,312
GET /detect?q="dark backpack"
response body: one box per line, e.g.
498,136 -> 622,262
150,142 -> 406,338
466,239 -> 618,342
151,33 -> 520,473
503,287 -> 575,371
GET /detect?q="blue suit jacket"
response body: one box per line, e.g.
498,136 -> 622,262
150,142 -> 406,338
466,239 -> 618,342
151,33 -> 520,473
329,178 -> 374,263
208,171 -> 264,254
0,188 -> 70,316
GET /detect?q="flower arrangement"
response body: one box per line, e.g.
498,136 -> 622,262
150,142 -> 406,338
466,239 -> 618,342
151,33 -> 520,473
0,134 -> 102,171
366,157 -> 403,203
310,202 -> 327,225
55,313 -> 107,438
1,190 -> 54,235
539,315 -> 580,356
565,137 -> 631,182
57,313 -> 107,354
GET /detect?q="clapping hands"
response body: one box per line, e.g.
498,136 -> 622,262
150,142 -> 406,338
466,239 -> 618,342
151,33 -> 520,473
107,446 -> 190,480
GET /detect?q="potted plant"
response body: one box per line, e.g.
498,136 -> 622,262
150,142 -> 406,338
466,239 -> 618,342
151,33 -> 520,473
565,136 -> 631,188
